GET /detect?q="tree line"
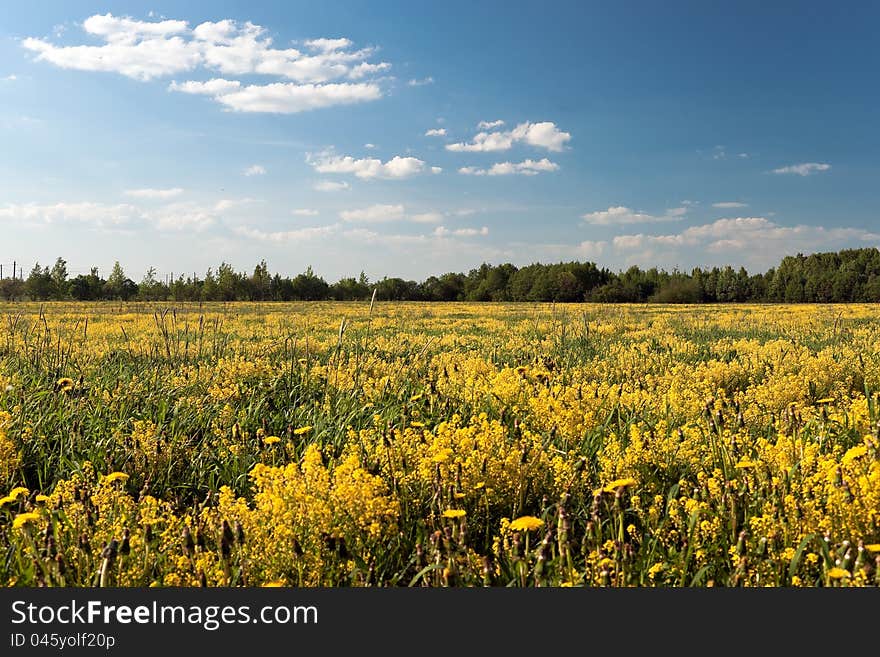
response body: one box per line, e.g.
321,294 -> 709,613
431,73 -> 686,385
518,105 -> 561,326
2,248 -> 880,303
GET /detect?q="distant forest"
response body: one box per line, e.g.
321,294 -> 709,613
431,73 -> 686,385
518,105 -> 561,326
2,248 -> 880,303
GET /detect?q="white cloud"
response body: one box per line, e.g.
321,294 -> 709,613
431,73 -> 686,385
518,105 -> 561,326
424,128 -> 446,137
313,180 -> 350,192
234,224 -> 338,242
182,80 -> 382,113
348,62 -> 391,79
0,195 -> 258,234
124,187 -> 184,199
581,205 -> 687,225
291,208 -> 319,216
304,38 -> 353,52
24,14 -> 390,113
610,217 -> 880,263
431,166 -> 443,174
712,201 -> 748,208
339,204 -> 405,223
577,240 -> 607,259
2,74 -> 16,81
477,119 -> 504,130
771,162 -> 831,176
410,212 -> 443,224
243,164 -> 266,176
309,153 -> 428,179
447,121 -> 571,153
0,201 -> 140,227
407,77 -> 433,86
433,226 -> 489,237
169,78 -> 241,95
364,143 -> 376,149
458,158 -> 559,176
148,202 -> 217,231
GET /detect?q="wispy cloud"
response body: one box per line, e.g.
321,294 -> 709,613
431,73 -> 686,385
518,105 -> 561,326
424,128 -> 446,137
313,180 -> 350,192
339,204 -> 405,223
581,205 -> 686,225
291,208 -> 319,216
712,201 -> 748,209
407,76 -> 434,86
771,162 -> 831,176
243,164 -> 266,176
124,187 -> 184,199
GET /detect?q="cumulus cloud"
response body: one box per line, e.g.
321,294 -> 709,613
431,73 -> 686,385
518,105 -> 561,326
581,205 -> 686,225
24,14 -> 390,113
124,187 -> 184,199
447,121 -> 571,152
477,119 -> 504,130
458,158 -> 559,176
771,162 -> 831,176
309,153 -> 429,180
424,128 -> 446,137
339,204 -> 406,223
313,180 -> 350,192
610,217 -> 880,266
243,164 -> 266,176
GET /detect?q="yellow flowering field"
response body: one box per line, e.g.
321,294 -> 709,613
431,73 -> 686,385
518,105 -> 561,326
1,301 -> 879,587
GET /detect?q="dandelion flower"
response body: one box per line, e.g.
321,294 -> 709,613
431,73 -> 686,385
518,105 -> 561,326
827,567 -> 849,580
0,495 -> 16,507
262,581 -> 286,587
442,509 -> 466,519
35,494 -> 50,503
864,544 -> 880,553
104,472 -> 129,484
815,397 -> 835,404
841,445 -> 866,464
9,486 -> 29,500
735,459 -> 758,469
509,516 -> 544,532
602,478 -> 638,493
12,512 -> 40,530
293,426 -> 313,436
263,436 -> 281,445
410,421 -> 425,428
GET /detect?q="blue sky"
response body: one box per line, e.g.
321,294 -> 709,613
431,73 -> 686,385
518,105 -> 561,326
1,1 -> 878,282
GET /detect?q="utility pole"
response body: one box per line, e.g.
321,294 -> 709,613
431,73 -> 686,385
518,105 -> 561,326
12,261 -> 16,280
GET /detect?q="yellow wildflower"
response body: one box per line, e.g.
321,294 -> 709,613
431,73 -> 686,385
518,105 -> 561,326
442,509 -> 466,519
104,472 -> 129,484
827,567 -> 849,580
293,426 -> 313,436
509,516 -> 544,532
12,512 -> 41,530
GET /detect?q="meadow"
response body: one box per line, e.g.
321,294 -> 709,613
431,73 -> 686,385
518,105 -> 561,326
1,300 -> 878,587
